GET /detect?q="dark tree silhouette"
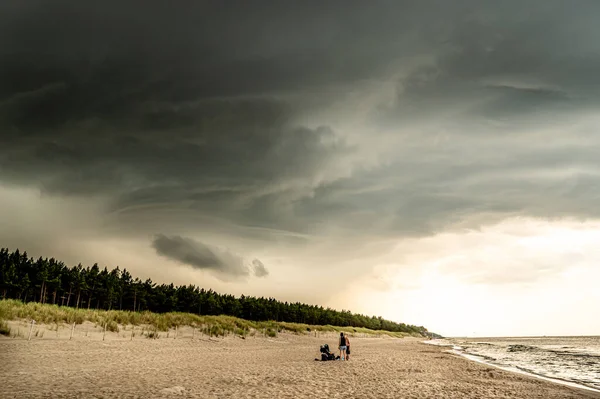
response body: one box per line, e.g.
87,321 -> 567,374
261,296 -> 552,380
0,247 -> 427,335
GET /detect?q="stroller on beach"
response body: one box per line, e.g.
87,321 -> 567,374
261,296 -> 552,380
315,344 -> 340,361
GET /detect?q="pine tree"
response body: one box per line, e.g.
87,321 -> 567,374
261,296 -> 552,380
0,247 -> 428,335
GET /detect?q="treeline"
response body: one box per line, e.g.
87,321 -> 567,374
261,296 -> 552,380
0,248 -> 427,335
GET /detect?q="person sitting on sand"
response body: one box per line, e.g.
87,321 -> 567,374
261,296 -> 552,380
339,332 -> 347,360
345,335 -> 350,360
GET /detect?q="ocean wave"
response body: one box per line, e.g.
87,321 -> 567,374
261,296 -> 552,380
463,350 -> 497,362
507,344 -> 538,352
547,349 -> 600,359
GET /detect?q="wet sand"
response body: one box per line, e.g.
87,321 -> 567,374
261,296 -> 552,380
1,322 -> 598,398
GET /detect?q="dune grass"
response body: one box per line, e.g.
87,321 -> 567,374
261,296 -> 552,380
0,299 -> 414,339
0,319 -> 10,336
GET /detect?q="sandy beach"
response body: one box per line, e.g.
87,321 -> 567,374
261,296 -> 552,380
1,321 -> 598,399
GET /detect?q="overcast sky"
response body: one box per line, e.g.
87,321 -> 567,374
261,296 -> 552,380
1,1 -> 599,337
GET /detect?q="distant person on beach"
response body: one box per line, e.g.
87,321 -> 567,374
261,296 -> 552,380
339,332 -> 347,360
345,335 -> 351,360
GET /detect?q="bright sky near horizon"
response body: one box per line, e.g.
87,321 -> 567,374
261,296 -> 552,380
1,1 -> 600,337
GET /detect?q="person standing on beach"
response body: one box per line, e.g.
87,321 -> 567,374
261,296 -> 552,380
339,332 -> 347,360
345,335 -> 351,360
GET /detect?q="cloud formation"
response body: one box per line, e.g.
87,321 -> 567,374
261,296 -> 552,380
1,1 -> 599,246
1,1 -> 600,336
252,259 -> 269,278
152,234 -> 268,281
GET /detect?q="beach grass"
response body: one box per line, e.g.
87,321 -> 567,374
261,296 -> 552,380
0,319 -> 10,336
0,299 -> 414,338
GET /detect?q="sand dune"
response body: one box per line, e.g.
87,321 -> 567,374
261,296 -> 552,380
1,322 -> 598,398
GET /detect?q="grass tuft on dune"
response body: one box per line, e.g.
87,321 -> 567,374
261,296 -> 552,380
0,299 -> 415,338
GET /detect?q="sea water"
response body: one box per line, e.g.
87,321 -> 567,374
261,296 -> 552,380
426,336 -> 600,392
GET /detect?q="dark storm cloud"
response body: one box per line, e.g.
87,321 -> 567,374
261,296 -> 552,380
252,259 -> 269,278
0,1 -> 436,112
292,141 -> 600,238
0,0 -> 361,228
381,6 -> 600,126
1,0 -> 600,245
152,234 -> 268,280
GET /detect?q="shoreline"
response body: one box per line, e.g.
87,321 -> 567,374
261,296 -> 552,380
2,326 -> 600,398
423,339 -> 600,395
433,343 -> 600,395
